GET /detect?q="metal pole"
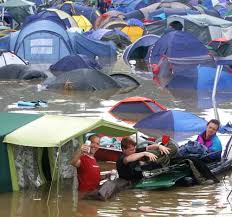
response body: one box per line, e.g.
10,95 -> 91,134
212,65 -> 222,121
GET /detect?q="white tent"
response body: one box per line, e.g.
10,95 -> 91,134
0,51 -> 27,67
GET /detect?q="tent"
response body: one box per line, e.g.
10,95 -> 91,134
123,34 -> 160,65
72,15 -> 92,32
0,51 -> 27,67
0,0 -> 36,29
58,2 -> 100,25
121,25 -> 144,42
1,113 -> 137,192
166,64 -> 232,90
0,19 -> 117,65
86,29 -> 131,50
49,54 -> 102,75
94,10 -> 126,29
22,8 -> 78,29
0,112 -> 42,193
134,110 -> 207,141
166,14 -> 232,44
43,68 -> 121,91
0,19 -> 74,64
110,96 -> 166,113
112,0 -> 158,13
146,30 -> 209,64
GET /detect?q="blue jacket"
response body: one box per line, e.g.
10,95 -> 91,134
197,131 -> 222,160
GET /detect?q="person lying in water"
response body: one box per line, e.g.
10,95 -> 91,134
116,136 -> 178,183
197,119 -> 222,161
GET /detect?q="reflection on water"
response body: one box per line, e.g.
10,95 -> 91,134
1,59 -> 232,216
1,177 -> 232,217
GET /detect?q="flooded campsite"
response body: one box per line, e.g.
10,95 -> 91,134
1,0 -> 232,216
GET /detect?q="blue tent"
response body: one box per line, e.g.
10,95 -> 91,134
147,7 -> 199,21
112,0 -> 158,13
167,86 -> 232,109
85,29 -> 130,50
86,29 -> 129,41
22,9 -> 76,29
147,30 -> 209,64
58,3 -> 100,24
167,64 -> 232,91
123,34 -> 160,65
134,110 -> 207,140
49,54 -> 102,75
0,19 -> 117,65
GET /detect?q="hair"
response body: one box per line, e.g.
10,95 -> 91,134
88,134 -> 100,141
207,119 -> 220,130
121,137 -> 136,150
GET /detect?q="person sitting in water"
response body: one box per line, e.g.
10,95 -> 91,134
70,134 -> 101,192
116,136 -> 178,182
197,119 -> 222,161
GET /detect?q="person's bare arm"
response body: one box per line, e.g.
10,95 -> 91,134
146,144 -> 171,155
70,144 -> 91,167
70,150 -> 81,167
123,152 -> 157,164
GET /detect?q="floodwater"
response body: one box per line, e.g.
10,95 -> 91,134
1,58 -> 232,217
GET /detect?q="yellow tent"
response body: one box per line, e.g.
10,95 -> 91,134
73,15 -> 92,32
47,8 -> 78,28
121,26 -> 144,43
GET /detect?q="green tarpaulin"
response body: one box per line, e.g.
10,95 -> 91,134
0,112 -> 42,192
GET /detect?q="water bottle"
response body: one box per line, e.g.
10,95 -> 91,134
85,140 -> 91,153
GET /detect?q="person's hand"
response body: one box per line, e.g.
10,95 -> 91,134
81,144 -> 91,153
158,145 -> 171,155
144,152 -> 158,161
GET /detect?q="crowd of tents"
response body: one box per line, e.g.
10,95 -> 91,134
0,0 -> 232,92
0,0 -> 232,89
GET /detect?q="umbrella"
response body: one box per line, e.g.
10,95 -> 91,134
134,110 -> 207,141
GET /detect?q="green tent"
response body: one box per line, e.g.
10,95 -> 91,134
1,113 -> 137,192
0,112 -> 42,193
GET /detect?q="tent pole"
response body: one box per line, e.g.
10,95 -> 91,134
72,137 -> 83,210
56,147 -> 61,217
46,148 -> 60,206
212,65 -> 222,121
2,8 -> 4,22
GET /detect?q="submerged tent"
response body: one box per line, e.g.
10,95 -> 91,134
123,34 -> 160,65
110,96 -> 166,113
146,30 -> 209,64
1,113 -> 137,192
0,51 -> 27,67
167,64 -> 232,91
49,54 -> 102,75
134,110 -> 207,140
109,96 -> 166,123
0,112 -> 42,193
